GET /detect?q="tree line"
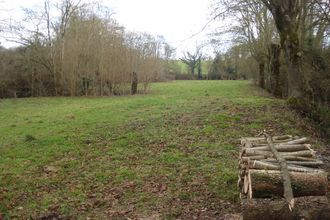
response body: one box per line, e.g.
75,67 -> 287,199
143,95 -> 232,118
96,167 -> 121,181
0,0 -> 171,98
178,46 -> 250,80
211,0 -> 330,135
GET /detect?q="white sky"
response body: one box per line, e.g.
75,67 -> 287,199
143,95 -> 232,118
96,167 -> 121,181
0,0 -> 220,57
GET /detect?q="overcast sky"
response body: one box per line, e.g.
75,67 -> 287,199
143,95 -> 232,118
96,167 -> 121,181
0,0 -> 220,56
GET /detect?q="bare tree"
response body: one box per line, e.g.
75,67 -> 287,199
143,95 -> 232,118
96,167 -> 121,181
213,0 -> 276,88
180,47 -> 203,78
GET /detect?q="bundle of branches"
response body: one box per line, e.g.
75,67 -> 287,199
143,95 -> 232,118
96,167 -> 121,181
238,134 -> 329,219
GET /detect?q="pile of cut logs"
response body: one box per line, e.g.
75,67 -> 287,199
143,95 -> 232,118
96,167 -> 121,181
239,134 -> 329,219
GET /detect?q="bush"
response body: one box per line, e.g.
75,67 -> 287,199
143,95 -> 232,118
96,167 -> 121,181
174,73 -> 196,80
288,97 -> 330,139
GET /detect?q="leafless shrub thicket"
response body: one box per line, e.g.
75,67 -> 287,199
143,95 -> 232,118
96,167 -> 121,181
0,0 -> 170,98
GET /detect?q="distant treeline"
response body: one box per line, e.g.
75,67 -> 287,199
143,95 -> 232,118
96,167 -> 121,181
166,55 -> 250,81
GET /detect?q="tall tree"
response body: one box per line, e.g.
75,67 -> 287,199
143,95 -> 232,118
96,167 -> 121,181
260,0 -> 307,98
213,0 -> 276,88
180,46 -> 203,78
180,51 -> 200,76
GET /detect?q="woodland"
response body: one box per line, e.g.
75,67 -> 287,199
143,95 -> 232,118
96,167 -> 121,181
0,0 -> 329,219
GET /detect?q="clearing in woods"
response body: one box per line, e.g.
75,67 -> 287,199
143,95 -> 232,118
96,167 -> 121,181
0,81 -> 326,219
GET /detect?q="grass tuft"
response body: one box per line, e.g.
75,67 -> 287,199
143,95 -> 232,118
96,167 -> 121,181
24,134 -> 36,142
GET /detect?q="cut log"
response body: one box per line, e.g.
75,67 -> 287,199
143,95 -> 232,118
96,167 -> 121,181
245,149 -> 274,157
282,156 -> 319,161
248,171 -> 252,199
248,170 -> 328,198
248,160 -> 322,172
241,138 -> 253,148
243,137 -> 265,142
241,155 -> 267,162
264,159 -> 324,168
244,135 -> 293,142
242,196 -> 330,220
242,155 -> 318,162
251,139 -> 295,146
247,144 -> 310,152
287,137 -> 308,145
280,150 -> 315,157
274,135 -> 293,140
245,149 -> 315,157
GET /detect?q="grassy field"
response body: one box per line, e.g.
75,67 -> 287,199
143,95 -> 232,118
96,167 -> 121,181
0,81 -> 324,219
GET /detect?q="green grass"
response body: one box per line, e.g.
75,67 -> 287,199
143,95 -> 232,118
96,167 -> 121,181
0,81 -> 317,219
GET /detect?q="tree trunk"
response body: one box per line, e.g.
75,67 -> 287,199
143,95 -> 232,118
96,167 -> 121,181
275,18 -> 305,99
31,67 -> 35,97
190,65 -> 195,76
259,61 -> 265,89
269,43 -> 282,97
197,58 -> 202,80
131,72 -> 138,95
285,39 -> 304,99
100,74 -> 104,96
107,81 -> 113,96
260,0 -> 307,99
